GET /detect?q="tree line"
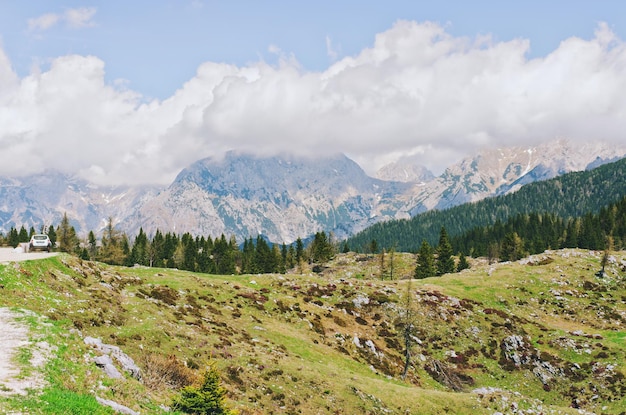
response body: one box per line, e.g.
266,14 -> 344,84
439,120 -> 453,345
0,215 -> 336,275
451,194 -> 626,262
346,156 -> 626,253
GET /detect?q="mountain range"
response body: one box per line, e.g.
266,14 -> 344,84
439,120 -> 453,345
1,139 -> 625,243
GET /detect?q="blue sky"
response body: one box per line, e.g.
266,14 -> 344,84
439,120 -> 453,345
1,1 -> 625,185
2,1 -> 623,99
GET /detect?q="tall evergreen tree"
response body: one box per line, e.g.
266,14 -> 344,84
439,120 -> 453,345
8,227 -> 19,248
18,226 -> 28,243
87,230 -> 97,259
287,245 -> 296,270
310,231 -> 334,263
500,232 -> 525,262
130,227 -> 149,266
181,232 -> 197,271
99,217 -> 126,265
254,236 -> 273,273
414,240 -> 435,279
280,243 -> 288,274
47,225 -> 57,248
57,213 -> 79,253
456,252 -> 470,272
436,227 -> 455,276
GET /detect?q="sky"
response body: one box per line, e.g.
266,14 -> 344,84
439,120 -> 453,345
1,1 -> 625,186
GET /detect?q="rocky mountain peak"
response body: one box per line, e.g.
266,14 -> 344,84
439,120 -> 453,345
1,139 -> 624,244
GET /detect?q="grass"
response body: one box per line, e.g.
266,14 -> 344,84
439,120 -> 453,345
0,249 -> 625,414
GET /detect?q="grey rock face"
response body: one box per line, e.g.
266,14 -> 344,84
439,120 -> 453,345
85,336 -> 141,380
1,139 -> 625,244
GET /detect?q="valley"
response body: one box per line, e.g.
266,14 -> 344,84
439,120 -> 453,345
0,249 -> 624,414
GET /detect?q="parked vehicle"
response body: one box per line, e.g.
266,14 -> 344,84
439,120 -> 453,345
29,234 -> 52,252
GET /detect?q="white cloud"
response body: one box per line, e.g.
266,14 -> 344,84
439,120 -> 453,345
326,35 -> 340,61
64,7 -> 97,28
27,7 -> 96,32
27,13 -> 60,31
2,20 -> 626,185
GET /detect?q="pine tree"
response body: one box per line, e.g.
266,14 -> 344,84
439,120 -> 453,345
414,240 -> 435,279
287,245 -> 296,270
254,236 -> 273,273
18,226 -> 28,243
87,230 -> 97,259
341,241 -> 350,253
436,227 -> 455,275
8,227 -> 19,248
99,217 -> 125,265
295,238 -> 304,273
311,231 -> 334,263
181,233 -> 197,271
369,239 -> 379,254
456,252 -> 470,272
280,243 -> 288,274
500,232 -> 525,262
47,225 -> 57,248
57,213 -> 79,253
130,227 -> 149,266
171,361 -> 235,415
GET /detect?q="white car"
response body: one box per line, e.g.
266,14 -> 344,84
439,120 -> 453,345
29,234 -> 52,252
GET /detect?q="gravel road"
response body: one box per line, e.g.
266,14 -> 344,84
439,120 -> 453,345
0,308 -> 30,396
0,248 -> 54,399
0,247 -> 58,264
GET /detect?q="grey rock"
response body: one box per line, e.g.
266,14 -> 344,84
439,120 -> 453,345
93,355 -> 122,379
86,337 -> 142,380
96,396 -> 140,415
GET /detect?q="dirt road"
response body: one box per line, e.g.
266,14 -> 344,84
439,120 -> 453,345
0,247 -> 58,264
0,308 -> 31,396
0,247 -> 53,398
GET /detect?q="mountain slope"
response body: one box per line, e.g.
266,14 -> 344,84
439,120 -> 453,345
1,139 -> 624,243
0,171 -> 160,234
125,152 -> 411,243
1,250 -> 625,414
347,155 -> 626,252
397,139 -> 626,215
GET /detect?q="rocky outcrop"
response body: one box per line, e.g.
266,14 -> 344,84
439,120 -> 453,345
85,337 -> 141,380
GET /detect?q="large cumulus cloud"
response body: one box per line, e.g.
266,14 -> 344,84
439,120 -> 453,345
0,20 -> 624,185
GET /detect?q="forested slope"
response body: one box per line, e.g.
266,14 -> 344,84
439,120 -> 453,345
347,156 -> 626,252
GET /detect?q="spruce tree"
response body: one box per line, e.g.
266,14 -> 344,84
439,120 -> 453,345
87,230 -> 97,259
414,240 -> 435,279
99,217 -> 125,265
18,226 -> 28,243
57,213 -> 79,253
47,225 -> 57,248
500,232 -> 524,262
171,361 -> 235,415
8,227 -> 19,248
436,227 -> 455,275
456,252 -> 470,272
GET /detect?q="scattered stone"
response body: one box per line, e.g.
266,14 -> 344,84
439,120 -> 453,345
85,337 -> 141,380
96,397 -> 140,415
93,355 -> 122,379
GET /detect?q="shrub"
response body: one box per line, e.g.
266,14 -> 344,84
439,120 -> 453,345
171,361 -> 236,415
140,354 -> 199,391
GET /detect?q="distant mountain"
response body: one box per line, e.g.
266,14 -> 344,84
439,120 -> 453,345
1,139 -> 624,244
346,155 -> 626,253
398,139 -> 626,215
122,152 -> 410,243
0,172 -> 159,235
375,155 -> 435,183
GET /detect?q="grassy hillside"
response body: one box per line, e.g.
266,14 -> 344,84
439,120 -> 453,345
0,250 -> 625,414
